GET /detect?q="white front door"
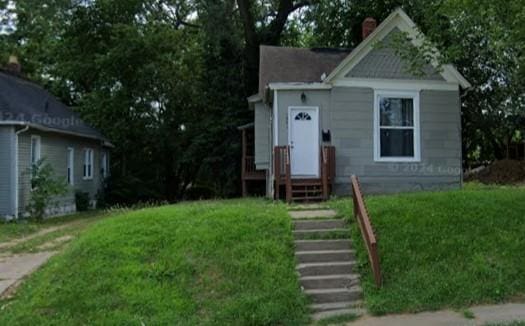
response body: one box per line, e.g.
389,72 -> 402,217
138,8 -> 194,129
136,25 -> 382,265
289,107 -> 319,177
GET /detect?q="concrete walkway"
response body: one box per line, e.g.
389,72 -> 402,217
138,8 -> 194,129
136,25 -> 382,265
350,303 -> 525,326
0,252 -> 55,298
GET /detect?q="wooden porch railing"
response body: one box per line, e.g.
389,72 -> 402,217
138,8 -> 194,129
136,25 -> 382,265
351,175 -> 381,287
274,146 -> 292,201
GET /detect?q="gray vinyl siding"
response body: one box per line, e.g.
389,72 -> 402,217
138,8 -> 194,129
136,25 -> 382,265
0,126 -> 15,216
329,87 -> 461,194
345,28 -> 444,81
276,89 -> 331,146
254,102 -> 271,169
18,129 -> 105,216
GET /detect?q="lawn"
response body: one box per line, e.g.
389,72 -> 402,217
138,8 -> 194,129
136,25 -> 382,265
0,199 -> 309,325
330,183 -> 525,315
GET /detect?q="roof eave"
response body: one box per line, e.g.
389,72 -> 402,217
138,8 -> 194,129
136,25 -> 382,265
0,121 -> 112,146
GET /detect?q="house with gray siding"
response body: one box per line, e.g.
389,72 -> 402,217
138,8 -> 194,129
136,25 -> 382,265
0,58 -> 111,219
241,8 -> 471,201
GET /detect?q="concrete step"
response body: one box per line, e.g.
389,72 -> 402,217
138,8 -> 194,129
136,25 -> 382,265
295,249 -> 356,264
293,219 -> 346,230
293,229 -> 348,239
300,274 -> 360,290
289,209 -> 338,219
312,308 -> 367,321
310,300 -> 364,313
296,261 -> 356,277
295,239 -> 352,251
305,286 -> 362,304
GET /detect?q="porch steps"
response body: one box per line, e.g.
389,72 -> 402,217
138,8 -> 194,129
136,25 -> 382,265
290,178 -> 324,202
288,207 -> 365,322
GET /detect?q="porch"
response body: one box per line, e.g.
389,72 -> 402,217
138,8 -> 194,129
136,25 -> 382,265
240,124 -> 336,202
273,145 -> 335,202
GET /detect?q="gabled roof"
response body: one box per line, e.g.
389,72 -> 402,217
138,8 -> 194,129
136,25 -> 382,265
324,8 -> 471,88
0,70 -> 108,142
258,46 -> 351,95
257,8 -> 470,94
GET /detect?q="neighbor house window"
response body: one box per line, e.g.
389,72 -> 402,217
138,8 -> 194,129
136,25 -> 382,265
31,135 -> 41,165
67,148 -> 74,185
101,152 -> 109,178
374,91 -> 420,162
83,148 -> 94,179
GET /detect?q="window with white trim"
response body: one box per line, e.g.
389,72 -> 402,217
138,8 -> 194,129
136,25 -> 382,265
374,91 -> 420,162
30,135 -> 41,165
83,148 -> 94,179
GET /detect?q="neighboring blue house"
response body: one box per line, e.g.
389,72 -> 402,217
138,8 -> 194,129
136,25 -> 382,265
0,57 -> 111,219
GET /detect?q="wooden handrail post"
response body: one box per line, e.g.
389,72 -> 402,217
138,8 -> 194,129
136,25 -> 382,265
322,146 -> 329,200
351,175 -> 382,287
274,147 -> 280,200
285,146 -> 292,203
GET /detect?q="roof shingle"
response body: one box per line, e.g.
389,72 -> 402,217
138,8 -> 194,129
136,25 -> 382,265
0,70 -> 106,141
258,45 -> 351,95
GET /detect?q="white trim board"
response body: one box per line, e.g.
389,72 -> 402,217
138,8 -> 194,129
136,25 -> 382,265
373,90 -> 421,162
324,8 -> 471,89
269,82 -> 332,90
333,78 -> 460,91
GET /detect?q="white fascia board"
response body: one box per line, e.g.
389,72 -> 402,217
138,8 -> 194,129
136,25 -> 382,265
325,8 -> 471,89
268,82 -> 332,90
247,94 -> 262,103
0,121 -> 113,146
332,78 -> 459,91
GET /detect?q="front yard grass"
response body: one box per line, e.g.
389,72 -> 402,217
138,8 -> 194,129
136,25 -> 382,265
0,211 -> 103,244
0,199 -> 309,325
330,183 -> 525,315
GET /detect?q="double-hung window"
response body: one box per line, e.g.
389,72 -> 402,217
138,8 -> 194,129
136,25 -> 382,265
67,148 -> 74,185
83,148 -> 94,180
30,135 -> 41,166
374,91 -> 420,162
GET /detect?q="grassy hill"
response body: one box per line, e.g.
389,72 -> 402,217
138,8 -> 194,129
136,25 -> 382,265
331,184 -> 525,315
0,200 -> 309,325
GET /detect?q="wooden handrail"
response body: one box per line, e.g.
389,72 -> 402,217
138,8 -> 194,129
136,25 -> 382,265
321,146 -> 329,199
351,175 -> 381,287
285,146 -> 292,203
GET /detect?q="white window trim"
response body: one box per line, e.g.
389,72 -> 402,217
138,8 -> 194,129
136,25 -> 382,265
67,147 -> 75,186
373,90 -> 421,162
30,135 -> 41,165
83,148 -> 94,180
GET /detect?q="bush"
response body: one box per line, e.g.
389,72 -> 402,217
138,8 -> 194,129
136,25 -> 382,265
27,159 -> 68,221
183,184 -> 216,200
75,191 -> 90,212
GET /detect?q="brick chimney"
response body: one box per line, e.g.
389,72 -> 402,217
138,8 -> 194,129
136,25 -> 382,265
6,55 -> 21,74
362,17 -> 377,40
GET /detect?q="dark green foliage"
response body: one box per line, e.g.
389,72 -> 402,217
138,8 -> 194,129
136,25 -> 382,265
183,184 -> 217,200
27,159 -> 68,221
74,191 -> 90,212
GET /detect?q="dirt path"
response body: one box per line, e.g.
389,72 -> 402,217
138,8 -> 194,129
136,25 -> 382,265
0,221 -> 80,251
0,214 -> 107,298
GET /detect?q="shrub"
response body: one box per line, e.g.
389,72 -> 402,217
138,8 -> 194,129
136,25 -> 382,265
75,191 -> 90,212
183,184 -> 216,200
27,159 -> 68,221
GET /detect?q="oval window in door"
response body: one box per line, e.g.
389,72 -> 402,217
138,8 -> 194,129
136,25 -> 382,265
294,112 -> 312,121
